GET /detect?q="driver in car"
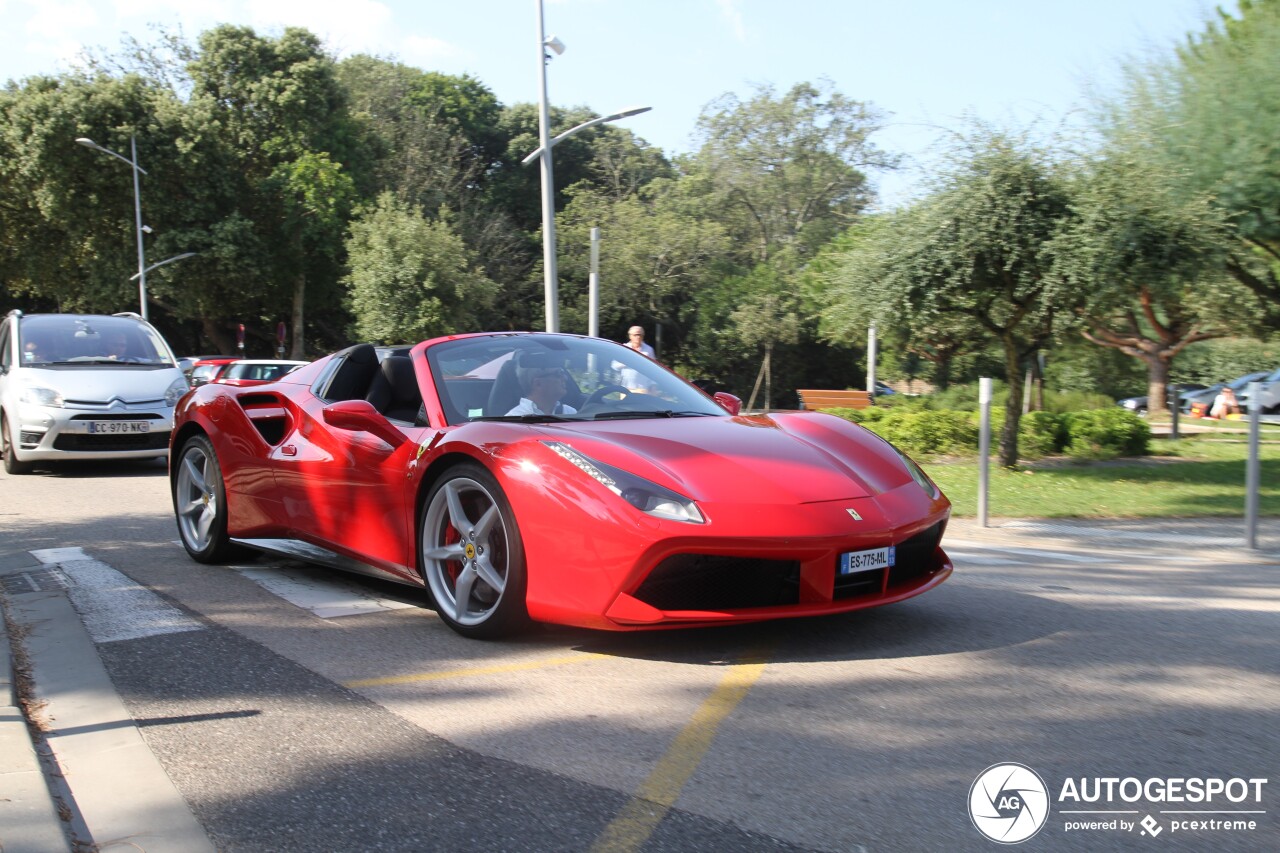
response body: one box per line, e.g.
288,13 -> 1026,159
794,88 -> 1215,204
507,363 -> 578,417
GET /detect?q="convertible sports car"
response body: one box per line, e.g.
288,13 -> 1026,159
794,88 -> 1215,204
170,332 -> 951,638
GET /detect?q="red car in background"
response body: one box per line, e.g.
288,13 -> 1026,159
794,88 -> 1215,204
186,356 -> 238,387
169,332 -> 951,639
213,359 -> 308,387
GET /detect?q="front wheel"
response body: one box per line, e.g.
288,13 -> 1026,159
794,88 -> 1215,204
420,462 -> 529,639
172,434 -> 242,563
2,417 -> 33,475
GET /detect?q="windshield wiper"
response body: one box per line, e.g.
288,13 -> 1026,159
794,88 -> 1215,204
589,410 -> 714,420
471,414 -> 577,423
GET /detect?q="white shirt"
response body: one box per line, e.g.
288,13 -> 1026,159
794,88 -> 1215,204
506,398 -> 578,416
616,341 -> 657,391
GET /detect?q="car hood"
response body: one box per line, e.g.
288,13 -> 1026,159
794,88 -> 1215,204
15,365 -> 182,404
540,412 -> 916,503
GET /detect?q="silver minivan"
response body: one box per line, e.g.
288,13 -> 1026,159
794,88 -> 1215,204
0,310 -> 189,474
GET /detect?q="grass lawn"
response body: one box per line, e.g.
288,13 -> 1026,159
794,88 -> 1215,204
922,433 -> 1280,518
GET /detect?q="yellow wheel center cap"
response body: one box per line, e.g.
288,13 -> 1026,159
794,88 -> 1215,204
464,543 -> 477,560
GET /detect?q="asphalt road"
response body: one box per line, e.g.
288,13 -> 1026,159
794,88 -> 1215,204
1,458 -> 1278,851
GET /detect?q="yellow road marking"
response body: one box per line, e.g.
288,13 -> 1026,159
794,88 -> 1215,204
344,653 -> 605,687
590,654 -> 770,853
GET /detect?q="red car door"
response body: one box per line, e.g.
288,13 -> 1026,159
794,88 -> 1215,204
270,391 -> 426,582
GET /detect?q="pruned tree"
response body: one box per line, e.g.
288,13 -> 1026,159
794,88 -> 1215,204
824,130 -> 1076,466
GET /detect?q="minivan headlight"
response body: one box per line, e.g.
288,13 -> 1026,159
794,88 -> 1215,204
164,377 -> 189,407
19,383 -> 64,408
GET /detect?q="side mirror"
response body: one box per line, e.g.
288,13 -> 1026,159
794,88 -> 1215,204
178,357 -> 194,372
713,392 -> 742,416
322,399 -> 407,448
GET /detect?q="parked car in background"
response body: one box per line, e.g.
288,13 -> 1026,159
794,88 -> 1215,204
0,311 -> 188,474
186,356 -> 239,387
212,359 -> 308,387
1235,366 -> 1280,414
1117,383 -> 1206,416
1180,371 -> 1271,414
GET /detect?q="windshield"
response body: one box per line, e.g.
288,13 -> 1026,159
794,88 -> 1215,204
427,334 -> 726,425
222,362 -> 304,381
18,315 -> 175,366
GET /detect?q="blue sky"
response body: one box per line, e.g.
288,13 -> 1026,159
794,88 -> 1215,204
0,0 -> 1230,205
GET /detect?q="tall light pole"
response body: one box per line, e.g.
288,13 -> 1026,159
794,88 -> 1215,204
76,135 -> 149,320
130,252 -> 196,282
531,0 -> 650,332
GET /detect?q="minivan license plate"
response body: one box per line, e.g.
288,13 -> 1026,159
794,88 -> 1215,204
86,421 -> 150,434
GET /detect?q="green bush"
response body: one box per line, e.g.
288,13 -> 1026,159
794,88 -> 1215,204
1018,411 -> 1064,459
824,404 -> 1145,462
862,409 -> 979,456
1061,409 -> 1150,460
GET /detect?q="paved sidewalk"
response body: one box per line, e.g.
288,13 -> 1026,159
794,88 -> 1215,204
946,516 -> 1280,564
0,548 -> 215,853
1,518 -> 1276,852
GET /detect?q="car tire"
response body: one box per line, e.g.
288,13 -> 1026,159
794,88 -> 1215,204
172,433 -> 243,563
419,462 -> 529,639
2,416 -> 34,475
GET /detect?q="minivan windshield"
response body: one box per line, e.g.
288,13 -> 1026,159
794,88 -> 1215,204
18,315 -> 176,367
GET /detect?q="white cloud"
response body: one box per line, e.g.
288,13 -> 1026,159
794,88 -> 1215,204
399,34 -> 468,66
715,0 -> 747,43
245,0 -> 394,56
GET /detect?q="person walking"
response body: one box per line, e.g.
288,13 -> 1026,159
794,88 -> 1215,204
623,326 -> 656,360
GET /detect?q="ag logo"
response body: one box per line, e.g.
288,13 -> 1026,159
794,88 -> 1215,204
968,763 -> 1050,844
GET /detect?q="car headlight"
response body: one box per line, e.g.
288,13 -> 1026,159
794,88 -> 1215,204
18,383 -> 64,408
542,441 -> 704,523
164,377 -> 189,407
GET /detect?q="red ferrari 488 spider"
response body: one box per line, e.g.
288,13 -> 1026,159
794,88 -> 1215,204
170,332 -> 951,638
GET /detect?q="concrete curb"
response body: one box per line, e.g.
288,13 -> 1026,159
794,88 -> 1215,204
0,556 -> 215,853
0,589 -> 70,853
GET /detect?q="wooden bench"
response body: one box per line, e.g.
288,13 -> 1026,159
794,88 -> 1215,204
796,389 -> 874,410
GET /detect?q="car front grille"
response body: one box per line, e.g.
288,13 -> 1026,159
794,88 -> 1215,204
632,555 -> 801,611
887,521 -> 945,589
832,520 -> 947,601
52,432 -> 170,451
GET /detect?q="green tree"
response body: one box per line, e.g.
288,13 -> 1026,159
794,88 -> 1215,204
824,131 -> 1076,465
1051,145 -> 1246,412
686,80 -> 895,266
182,25 -> 368,354
345,193 -> 499,342
556,178 -> 730,358
0,72 -> 188,317
1106,0 -> 1280,323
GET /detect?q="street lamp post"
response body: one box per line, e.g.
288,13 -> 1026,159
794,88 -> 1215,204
130,252 -> 196,281
76,135 -> 150,320
530,0 -> 650,333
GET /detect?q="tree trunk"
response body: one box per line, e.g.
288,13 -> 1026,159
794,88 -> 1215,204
763,346 -> 772,412
1145,356 -> 1171,415
999,336 -> 1023,467
290,270 -> 305,360
201,316 -> 235,355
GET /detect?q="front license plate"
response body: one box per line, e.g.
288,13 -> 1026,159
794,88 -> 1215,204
85,420 -> 151,434
839,545 -> 895,575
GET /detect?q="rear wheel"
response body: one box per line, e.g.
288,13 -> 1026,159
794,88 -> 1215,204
172,434 -> 242,563
2,417 -> 33,475
420,462 -> 528,638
